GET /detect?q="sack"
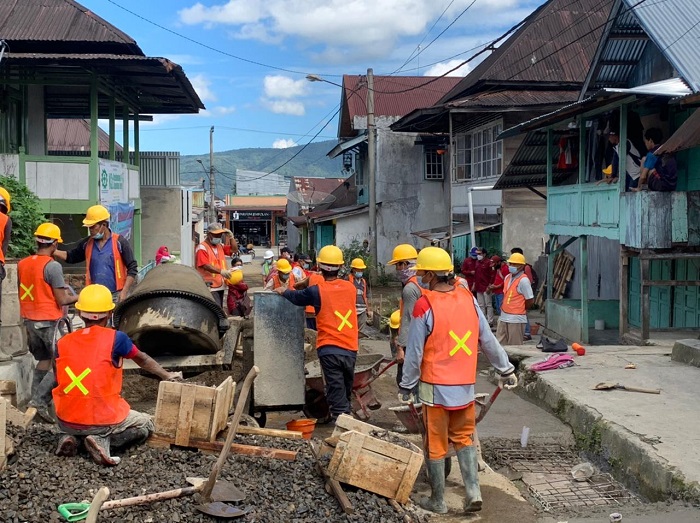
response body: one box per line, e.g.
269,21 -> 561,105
528,354 -> 575,372
537,337 -> 568,353
237,294 -> 252,317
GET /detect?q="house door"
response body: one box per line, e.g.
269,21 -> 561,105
628,257 -> 672,329
315,224 -> 335,253
672,259 -> 700,328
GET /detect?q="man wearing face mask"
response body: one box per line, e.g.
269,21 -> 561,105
347,258 -> 369,336
496,252 -> 534,345
195,223 -> 233,307
473,248 -> 495,326
54,205 -> 137,303
387,244 -> 421,370
398,247 -> 516,514
460,247 -> 479,290
264,258 -> 295,290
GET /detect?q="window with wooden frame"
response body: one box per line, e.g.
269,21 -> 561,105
452,119 -> 503,183
424,146 -> 445,180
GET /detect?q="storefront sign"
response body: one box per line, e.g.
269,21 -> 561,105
232,211 -> 272,221
99,159 -> 129,205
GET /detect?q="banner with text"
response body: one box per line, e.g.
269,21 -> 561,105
107,202 -> 135,242
99,159 -> 129,205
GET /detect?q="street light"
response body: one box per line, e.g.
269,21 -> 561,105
307,70 -> 377,272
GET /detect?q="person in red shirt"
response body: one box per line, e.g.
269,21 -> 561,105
226,258 -> 251,317
460,246 -> 478,289
473,247 -> 495,325
488,256 -> 506,316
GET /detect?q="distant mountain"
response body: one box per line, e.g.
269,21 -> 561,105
180,140 -> 345,197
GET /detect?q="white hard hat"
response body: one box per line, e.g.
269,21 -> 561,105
264,250 -> 274,259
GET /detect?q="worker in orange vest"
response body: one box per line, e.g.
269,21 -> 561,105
17,223 -> 78,421
53,205 -> 138,303
496,252 -> 534,345
399,247 -> 517,514
264,258 -> 296,290
0,187 -> 12,335
275,245 -> 357,423
387,244 -> 420,378
196,222 -> 234,307
53,284 -> 182,466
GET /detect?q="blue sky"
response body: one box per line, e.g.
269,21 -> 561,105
84,0 -> 545,155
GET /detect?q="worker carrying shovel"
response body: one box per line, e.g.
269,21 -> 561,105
273,245 -> 357,424
398,247 -> 517,514
52,284 -> 182,466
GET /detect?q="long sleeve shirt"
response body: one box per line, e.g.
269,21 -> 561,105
397,280 -> 422,348
400,292 -> 514,408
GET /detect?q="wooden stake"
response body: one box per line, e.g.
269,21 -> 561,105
310,441 -> 354,515
147,433 -> 297,461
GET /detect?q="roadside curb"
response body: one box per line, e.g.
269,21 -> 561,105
518,368 -> 700,503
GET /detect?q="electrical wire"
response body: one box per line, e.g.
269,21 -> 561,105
138,124 -> 336,139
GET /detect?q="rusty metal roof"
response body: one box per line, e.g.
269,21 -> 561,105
339,75 -> 461,136
0,0 -> 142,55
47,119 -> 122,152
440,0 -> 615,104
291,177 -> 347,196
447,90 -> 579,109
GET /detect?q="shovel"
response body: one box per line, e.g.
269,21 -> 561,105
475,384 -> 503,423
194,365 -> 259,518
594,382 -> 661,394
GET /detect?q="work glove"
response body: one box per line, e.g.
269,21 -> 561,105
499,371 -> 518,390
397,389 -> 415,405
220,269 -> 232,280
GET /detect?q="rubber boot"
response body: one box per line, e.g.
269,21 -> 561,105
456,446 -> 482,512
419,459 -> 448,514
29,370 -> 55,423
29,369 -> 48,405
111,427 -> 150,449
85,435 -> 121,466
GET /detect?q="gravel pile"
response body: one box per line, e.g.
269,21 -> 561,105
1,424 -> 430,522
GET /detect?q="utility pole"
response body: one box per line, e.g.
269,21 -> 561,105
367,68 -> 378,273
209,126 -> 216,223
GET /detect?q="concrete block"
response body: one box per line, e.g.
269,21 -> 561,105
0,354 -> 35,407
671,339 -> 700,367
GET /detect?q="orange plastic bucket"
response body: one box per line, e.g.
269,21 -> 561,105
286,418 -> 317,439
572,343 -> 586,356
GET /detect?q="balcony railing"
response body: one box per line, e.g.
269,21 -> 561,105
546,183 -> 620,239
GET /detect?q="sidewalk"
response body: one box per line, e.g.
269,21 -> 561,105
504,343 -> 700,502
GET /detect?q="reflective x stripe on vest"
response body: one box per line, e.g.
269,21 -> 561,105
63,366 -> 91,395
420,286 -> 479,386
315,278 -> 359,352
17,254 -> 63,321
20,283 -> 34,300
501,273 -> 527,315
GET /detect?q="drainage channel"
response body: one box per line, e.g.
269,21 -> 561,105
482,439 -> 643,516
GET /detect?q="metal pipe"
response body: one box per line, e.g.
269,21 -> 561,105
367,68 -> 377,272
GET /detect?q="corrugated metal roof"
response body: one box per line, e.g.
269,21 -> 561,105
291,177 -> 347,197
223,196 -> 288,211
440,0 -> 615,104
340,75 -> 461,135
327,133 -> 367,158
494,130 -> 578,189
625,0 -> 700,92
0,0 -> 142,55
47,119 -> 121,152
447,90 -> 579,109
656,108 -> 700,155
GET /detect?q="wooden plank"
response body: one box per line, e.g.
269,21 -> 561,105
210,377 -> 234,441
331,432 -> 366,481
643,280 -> 700,287
641,258 -> 650,340
147,433 -> 297,461
5,403 -> 35,430
395,451 -> 424,504
174,385 -> 197,446
331,413 -> 379,438
338,430 -> 416,462
0,399 -> 6,470
237,426 -> 303,439
310,441 -> 354,515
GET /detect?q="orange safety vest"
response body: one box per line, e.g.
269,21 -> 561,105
53,326 -> 130,426
501,273 -> 527,315
315,278 -> 359,352
17,255 -> 63,321
420,286 -> 480,386
305,273 -> 324,317
453,275 -> 470,291
348,273 -> 367,306
197,242 -> 226,289
85,234 -> 127,291
270,272 -> 296,290
0,213 -> 7,263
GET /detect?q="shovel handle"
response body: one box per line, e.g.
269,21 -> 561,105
476,385 -> 503,424
101,486 -> 199,510
201,365 -> 260,501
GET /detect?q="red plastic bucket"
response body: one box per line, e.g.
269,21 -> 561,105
286,418 -> 317,439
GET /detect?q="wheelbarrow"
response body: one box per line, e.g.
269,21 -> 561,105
304,353 -> 396,422
389,385 -> 503,478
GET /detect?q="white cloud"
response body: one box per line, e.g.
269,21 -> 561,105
272,138 -> 298,149
262,99 -> 305,116
210,105 -> 237,116
263,75 -> 308,99
178,0 -> 265,25
190,74 -> 217,103
423,59 -> 471,77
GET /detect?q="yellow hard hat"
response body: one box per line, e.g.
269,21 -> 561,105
82,204 -> 110,226
602,164 -> 613,176
388,244 -> 418,265
34,223 -> 63,243
415,247 -> 453,272
389,310 -> 401,330
75,284 -> 115,314
507,252 -> 526,265
276,258 -> 293,274
227,270 -> 244,285
0,187 -> 11,213
317,245 -> 344,266
351,258 -> 367,270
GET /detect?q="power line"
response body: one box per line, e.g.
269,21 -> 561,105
138,124 -> 336,139
104,0 -> 341,77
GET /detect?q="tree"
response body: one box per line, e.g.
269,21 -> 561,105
0,176 -> 46,258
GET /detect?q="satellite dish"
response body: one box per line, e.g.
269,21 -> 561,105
286,190 -> 336,206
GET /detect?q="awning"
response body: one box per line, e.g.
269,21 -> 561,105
656,108 -> 700,155
327,132 -> 367,158
412,221 -> 501,242
390,106 -> 448,133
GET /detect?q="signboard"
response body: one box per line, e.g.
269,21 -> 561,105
99,159 -> 129,205
232,211 -> 272,221
107,202 -> 135,241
